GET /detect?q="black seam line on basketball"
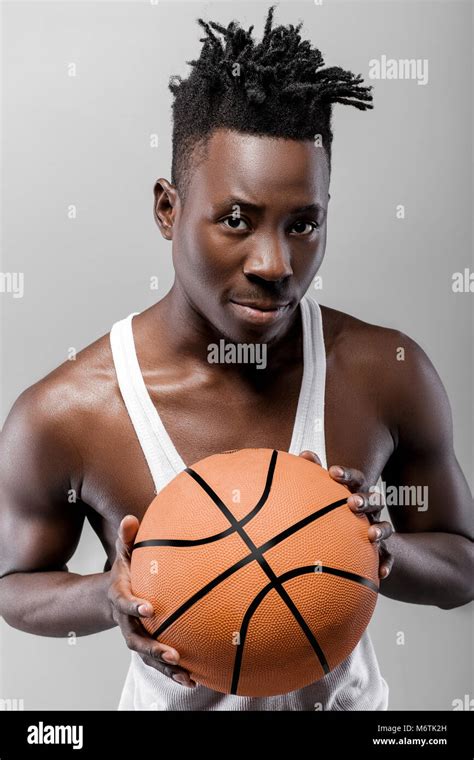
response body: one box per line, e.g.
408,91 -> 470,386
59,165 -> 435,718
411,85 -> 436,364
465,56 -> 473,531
258,498 -> 348,554
148,497 -> 348,638
134,496 -> 346,551
150,552 -> 255,640
230,564 -> 378,694
132,450 -> 278,552
133,499 -> 347,552
148,497 -> 349,640
185,464 -> 330,676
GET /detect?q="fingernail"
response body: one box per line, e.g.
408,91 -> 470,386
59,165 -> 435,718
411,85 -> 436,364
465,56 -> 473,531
138,604 -> 152,616
374,527 -> 382,539
173,674 -> 193,687
162,651 -> 179,664
381,566 -> 389,578
332,466 -> 344,478
352,495 -> 364,508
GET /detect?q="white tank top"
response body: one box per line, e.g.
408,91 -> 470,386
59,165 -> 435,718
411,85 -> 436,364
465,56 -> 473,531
110,294 -> 389,711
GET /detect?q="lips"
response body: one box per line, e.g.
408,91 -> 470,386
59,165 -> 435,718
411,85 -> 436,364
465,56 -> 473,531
228,299 -> 291,326
230,300 -> 289,311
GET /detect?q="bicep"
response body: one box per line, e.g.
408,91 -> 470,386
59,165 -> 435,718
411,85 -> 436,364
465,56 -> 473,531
0,388 -> 86,577
381,333 -> 473,540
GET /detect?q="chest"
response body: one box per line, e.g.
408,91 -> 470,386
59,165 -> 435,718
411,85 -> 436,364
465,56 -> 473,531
81,353 -> 393,560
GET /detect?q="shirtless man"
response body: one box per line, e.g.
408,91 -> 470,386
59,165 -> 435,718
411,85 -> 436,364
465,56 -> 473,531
0,7 -> 472,710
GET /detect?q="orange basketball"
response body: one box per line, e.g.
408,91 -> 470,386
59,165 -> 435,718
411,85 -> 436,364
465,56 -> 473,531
131,448 -> 379,697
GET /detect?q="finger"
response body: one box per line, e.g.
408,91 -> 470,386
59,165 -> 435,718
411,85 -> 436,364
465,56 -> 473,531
348,491 -> 385,515
118,515 -> 140,552
299,450 -> 322,467
378,545 -> 394,579
368,521 -> 393,543
329,466 -> 366,492
118,613 -> 180,664
171,672 -> 197,688
114,521 -> 139,567
140,655 -> 196,687
109,581 -> 154,619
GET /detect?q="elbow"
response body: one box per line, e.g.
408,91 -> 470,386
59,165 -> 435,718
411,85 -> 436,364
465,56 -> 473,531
438,596 -> 472,611
438,536 -> 474,610
0,574 -> 22,630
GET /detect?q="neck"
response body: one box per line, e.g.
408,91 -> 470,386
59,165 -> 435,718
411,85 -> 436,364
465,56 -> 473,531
143,282 -> 304,378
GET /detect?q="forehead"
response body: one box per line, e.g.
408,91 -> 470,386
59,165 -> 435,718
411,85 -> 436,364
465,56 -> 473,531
187,128 -> 329,203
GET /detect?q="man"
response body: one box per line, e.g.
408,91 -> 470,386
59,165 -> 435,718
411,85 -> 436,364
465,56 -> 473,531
0,6 -> 472,711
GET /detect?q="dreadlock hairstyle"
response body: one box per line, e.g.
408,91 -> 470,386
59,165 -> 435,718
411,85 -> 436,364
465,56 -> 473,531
168,4 -> 373,202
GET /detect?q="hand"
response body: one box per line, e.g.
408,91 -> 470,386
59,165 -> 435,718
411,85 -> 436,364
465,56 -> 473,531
107,515 -> 196,688
299,451 -> 394,580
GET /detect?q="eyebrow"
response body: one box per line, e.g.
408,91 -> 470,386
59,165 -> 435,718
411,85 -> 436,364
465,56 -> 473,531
212,197 -> 326,215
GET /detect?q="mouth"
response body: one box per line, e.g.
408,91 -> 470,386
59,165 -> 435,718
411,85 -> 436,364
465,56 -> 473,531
229,299 -> 291,325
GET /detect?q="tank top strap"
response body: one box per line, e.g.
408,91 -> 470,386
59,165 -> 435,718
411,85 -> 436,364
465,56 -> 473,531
109,313 -> 183,494
289,295 -> 328,469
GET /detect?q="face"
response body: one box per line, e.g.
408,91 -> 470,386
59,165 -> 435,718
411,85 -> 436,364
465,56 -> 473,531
155,128 -> 330,344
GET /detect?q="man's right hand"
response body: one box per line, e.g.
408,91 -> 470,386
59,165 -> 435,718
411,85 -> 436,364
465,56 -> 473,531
107,514 -> 196,688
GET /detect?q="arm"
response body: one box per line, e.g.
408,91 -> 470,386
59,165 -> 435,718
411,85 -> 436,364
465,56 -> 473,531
0,384 -> 114,635
309,330 -> 473,610
0,382 -> 194,685
378,331 -> 473,609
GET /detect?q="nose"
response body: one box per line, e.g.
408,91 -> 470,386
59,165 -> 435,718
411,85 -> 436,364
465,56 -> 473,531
242,238 -> 293,283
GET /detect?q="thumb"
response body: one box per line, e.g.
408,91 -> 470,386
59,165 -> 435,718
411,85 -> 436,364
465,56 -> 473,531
118,514 -> 140,551
299,450 -> 322,467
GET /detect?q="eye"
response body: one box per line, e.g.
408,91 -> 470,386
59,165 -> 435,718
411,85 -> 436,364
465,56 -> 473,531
221,216 -> 250,231
290,220 -> 320,236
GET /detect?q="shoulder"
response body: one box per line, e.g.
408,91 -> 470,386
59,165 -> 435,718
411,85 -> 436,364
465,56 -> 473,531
319,302 -> 413,367
1,328 -> 120,480
319,302 -> 451,449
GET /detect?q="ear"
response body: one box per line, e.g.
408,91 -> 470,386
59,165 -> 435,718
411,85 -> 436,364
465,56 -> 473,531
153,178 -> 180,240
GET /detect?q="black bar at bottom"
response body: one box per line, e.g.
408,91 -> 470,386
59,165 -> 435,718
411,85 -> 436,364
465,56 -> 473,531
0,710 -> 472,758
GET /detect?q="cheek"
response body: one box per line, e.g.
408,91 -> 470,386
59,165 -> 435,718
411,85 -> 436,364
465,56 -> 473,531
311,226 -> 327,267
173,220 -> 238,299
189,222 -> 241,277
291,229 -> 327,282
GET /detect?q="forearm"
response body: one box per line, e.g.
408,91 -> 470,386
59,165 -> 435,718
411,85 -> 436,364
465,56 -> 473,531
380,531 -> 474,609
0,570 -> 115,636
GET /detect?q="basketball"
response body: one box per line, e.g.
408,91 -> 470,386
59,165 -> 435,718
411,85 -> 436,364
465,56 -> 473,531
131,448 -> 379,697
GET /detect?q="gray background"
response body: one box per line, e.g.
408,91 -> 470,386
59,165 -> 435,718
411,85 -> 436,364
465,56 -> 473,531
1,0 -> 472,710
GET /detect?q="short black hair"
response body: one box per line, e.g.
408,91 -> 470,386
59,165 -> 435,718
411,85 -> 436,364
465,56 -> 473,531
169,4 -> 373,202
